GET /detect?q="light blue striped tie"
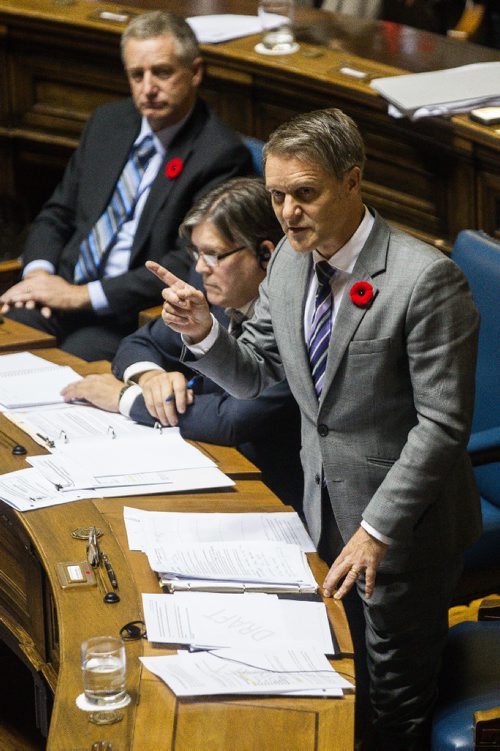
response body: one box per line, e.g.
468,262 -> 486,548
308,261 -> 336,397
74,134 -> 156,283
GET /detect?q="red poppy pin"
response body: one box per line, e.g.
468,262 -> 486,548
165,157 -> 183,179
350,281 -> 374,308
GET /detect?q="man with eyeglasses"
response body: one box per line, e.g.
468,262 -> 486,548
0,11 -> 251,361
62,178 -> 303,509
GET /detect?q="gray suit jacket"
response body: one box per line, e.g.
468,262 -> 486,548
185,212 -> 482,573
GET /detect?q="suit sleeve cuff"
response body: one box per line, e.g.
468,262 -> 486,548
182,314 -> 219,356
361,519 -> 393,546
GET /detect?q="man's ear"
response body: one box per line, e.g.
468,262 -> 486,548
346,166 -> 362,194
257,240 -> 275,270
191,57 -> 203,88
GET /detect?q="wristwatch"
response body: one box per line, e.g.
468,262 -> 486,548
118,382 -> 133,403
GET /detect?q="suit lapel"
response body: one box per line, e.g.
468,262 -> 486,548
132,100 -> 207,256
93,102 -> 141,223
319,213 -> 389,407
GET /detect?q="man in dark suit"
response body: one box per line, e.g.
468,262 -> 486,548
150,109 -> 481,749
61,177 -> 302,509
0,11 -> 251,361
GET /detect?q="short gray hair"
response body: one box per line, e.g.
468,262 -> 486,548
263,108 -> 366,179
180,177 -> 283,253
121,11 -> 200,66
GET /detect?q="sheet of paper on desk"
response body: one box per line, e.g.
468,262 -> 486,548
187,14 -> 262,43
0,467 -> 98,511
28,431 -> 216,489
141,646 -> 352,697
5,402 -> 153,450
147,541 -> 318,591
0,363 -> 81,409
28,453 -> 233,496
123,507 -> 315,552
142,592 -> 334,653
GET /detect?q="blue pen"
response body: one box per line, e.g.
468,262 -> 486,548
165,376 -> 200,404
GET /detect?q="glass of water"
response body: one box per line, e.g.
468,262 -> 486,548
80,636 -> 129,724
257,0 -> 299,54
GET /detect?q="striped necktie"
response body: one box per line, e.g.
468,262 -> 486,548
308,260 -> 336,397
74,134 -> 157,283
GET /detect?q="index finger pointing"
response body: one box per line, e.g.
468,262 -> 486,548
146,260 -> 181,287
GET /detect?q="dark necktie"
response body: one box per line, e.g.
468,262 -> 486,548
74,134 -> 157,283
225,308 -> 247,339
308,261 -> 336,397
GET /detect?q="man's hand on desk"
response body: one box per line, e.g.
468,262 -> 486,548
61,373 -> 123,412
146,261 -> 213,343
323,526 -> 388,601
0,271 -> 91,316
138,370 -> 194,427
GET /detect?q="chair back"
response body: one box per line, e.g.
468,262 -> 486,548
451,230 -> 500,436
241,135 -> 264,177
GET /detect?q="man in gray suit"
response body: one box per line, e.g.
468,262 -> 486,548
147,108 -> 481,749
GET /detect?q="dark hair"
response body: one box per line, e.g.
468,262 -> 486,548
180,177 -> 283,254
264,108 -> 366,179
121,11 -> 200,66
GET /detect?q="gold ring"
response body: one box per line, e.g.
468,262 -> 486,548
25,287 -> 32,294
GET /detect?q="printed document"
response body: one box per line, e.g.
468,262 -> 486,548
123,507 -> 315,552
142,592 -> 335,652
141,646 -> 353,697
0,352 -> 81,409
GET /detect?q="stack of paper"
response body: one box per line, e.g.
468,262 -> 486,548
123,507 -> 315,552
141,647 -> 353,698
371,62 -> 500,121
142,592 -> 334,652
146,540 -> 318,594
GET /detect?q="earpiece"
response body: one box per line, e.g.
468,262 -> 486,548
256,242 -> 271,269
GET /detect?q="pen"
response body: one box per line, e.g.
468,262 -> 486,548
165,375 -> 200,404
102,552 -> 118,589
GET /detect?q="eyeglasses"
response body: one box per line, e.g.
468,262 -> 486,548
187,245 -> 247,268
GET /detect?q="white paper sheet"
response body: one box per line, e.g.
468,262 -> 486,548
123,507 -> 315,552
141,646 -> 352,697
142,592 -> 334,653
0,467 -> 98,511
147,541 -> 317,590
187,14 -> 262,43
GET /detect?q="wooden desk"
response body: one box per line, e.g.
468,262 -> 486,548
0,318 -> 56,352
0,350 -> 354,750
0,0 -> 500,249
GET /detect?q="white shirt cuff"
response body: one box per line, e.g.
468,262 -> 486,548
361,520 -> 393,546
23,260 -> 55,276
182,314 -> 219,356
118,383 -> 142,417
123,362 -> 165,384
87,280 -> 110,314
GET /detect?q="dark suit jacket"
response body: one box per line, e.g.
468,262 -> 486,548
186,211 -> 482,573
22,98 -> 252,329
112,281 -> 303,510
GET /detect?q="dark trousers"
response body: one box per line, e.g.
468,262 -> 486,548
318,488 -> 462,751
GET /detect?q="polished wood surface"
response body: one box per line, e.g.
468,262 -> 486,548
0,349 -> 354,750
0,317 -> 56,352
0,0 -> 500,253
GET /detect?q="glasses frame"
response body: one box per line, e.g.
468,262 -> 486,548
188,244 -> 247,268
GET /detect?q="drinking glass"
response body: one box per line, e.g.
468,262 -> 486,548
79,636 -> 129,724
257,0 -> 299,54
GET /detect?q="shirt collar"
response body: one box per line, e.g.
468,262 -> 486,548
312,206 -> 374,275
135,108 -> 194,155
225,298 -> 257,321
